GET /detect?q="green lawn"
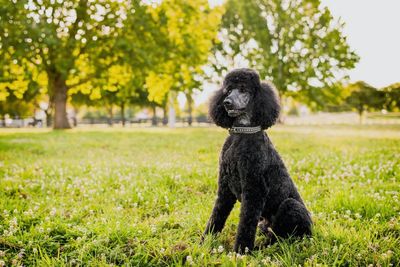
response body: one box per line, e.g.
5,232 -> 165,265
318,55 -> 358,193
0,125 -> 399,266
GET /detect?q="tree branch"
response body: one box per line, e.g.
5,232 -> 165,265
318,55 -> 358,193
67,76 -> 93,89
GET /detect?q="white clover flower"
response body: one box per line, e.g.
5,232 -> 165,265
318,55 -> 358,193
263,256 -> 271,263
237,253 -> 246,260
0,250 -> 5,257
10,217 -> 18,228
186,255 -> 194,265
17,249 -> 25,259
0,260 -> 5,267
50,208 -> 57,217
217,245 -> 224,253
160,248 -> 165,253
23,209 -> 34,217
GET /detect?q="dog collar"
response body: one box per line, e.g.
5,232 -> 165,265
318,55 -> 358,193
229,126 -> 262,134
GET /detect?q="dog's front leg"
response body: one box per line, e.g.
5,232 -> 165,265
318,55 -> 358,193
203,180 -> 236,238
234,186 -> 265,253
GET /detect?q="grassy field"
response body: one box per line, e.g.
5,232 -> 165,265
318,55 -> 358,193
0,125 -> 399,266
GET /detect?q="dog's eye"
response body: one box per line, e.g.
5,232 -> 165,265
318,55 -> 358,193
239,88 -> 246,93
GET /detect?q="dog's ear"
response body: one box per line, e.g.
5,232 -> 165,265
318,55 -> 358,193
252,82 -> 281,129
208,88 -> 235,128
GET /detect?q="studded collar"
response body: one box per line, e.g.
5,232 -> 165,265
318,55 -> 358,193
228,126 -> 262,134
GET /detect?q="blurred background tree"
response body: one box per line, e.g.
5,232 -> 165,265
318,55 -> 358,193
210,0 -> 359,109
344,81 -> 384,124
382,83 -> 400,112
145,0 -> 223,127
1,0 -> 399,128
0,0 -> 146,128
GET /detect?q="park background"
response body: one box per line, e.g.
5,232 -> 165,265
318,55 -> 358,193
0,0 -> 399,266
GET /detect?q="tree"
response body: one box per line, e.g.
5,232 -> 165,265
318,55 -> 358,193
0,84 -> 37,126
0,56 -> 43,125
1,0 -> 135,129
145,0 -> 224,127
382,83 -> 400,111
183,73 -> 202,126
345,81 -> 384,124
210,0 -> 359,109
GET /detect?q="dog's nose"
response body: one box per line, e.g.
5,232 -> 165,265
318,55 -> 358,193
223,98 -> 233,109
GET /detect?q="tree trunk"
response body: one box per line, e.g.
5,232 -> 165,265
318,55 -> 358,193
1,114 -> 5,127
151,105 -> 157,126
108,105 -> 113,127
52,74 -> 71,129
168,92 -> 176,128
45,110 -> 52,128
121,102 -> 126,127
72,106 -> 78,127
358,104 -> 364,124
186,92 -> 193,126
162,106 -> 168,125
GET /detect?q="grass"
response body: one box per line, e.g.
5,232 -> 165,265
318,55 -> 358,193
0,125 -> 399,266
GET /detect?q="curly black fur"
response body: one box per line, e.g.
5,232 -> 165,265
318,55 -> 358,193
203,68 -> 312,253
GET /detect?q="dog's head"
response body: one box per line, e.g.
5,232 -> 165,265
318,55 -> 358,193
209,68 -> 280,129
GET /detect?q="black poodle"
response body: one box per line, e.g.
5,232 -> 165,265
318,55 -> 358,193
203,68 -> 312,253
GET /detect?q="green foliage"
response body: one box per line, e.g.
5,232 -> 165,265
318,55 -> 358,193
382,83 -> 400,111
0,59 -> 41,117
212,0 -> 359,108
69,1 -> 164,110
345,81 -> 384,116
0,0 -> 222,125
0,0 -> 154,128
145,0 -> 223,104
0,126 -> 399,266
0,50 -> 43,117
0,84 -> 38,118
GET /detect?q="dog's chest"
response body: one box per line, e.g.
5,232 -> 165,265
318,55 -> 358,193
220,144 -> 245,201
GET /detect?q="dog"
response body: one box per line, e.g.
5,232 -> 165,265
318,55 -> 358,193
203,68 -> 312,253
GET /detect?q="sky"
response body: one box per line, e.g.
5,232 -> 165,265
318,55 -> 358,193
321,0 -> 400,88
186,0 -> 400,107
